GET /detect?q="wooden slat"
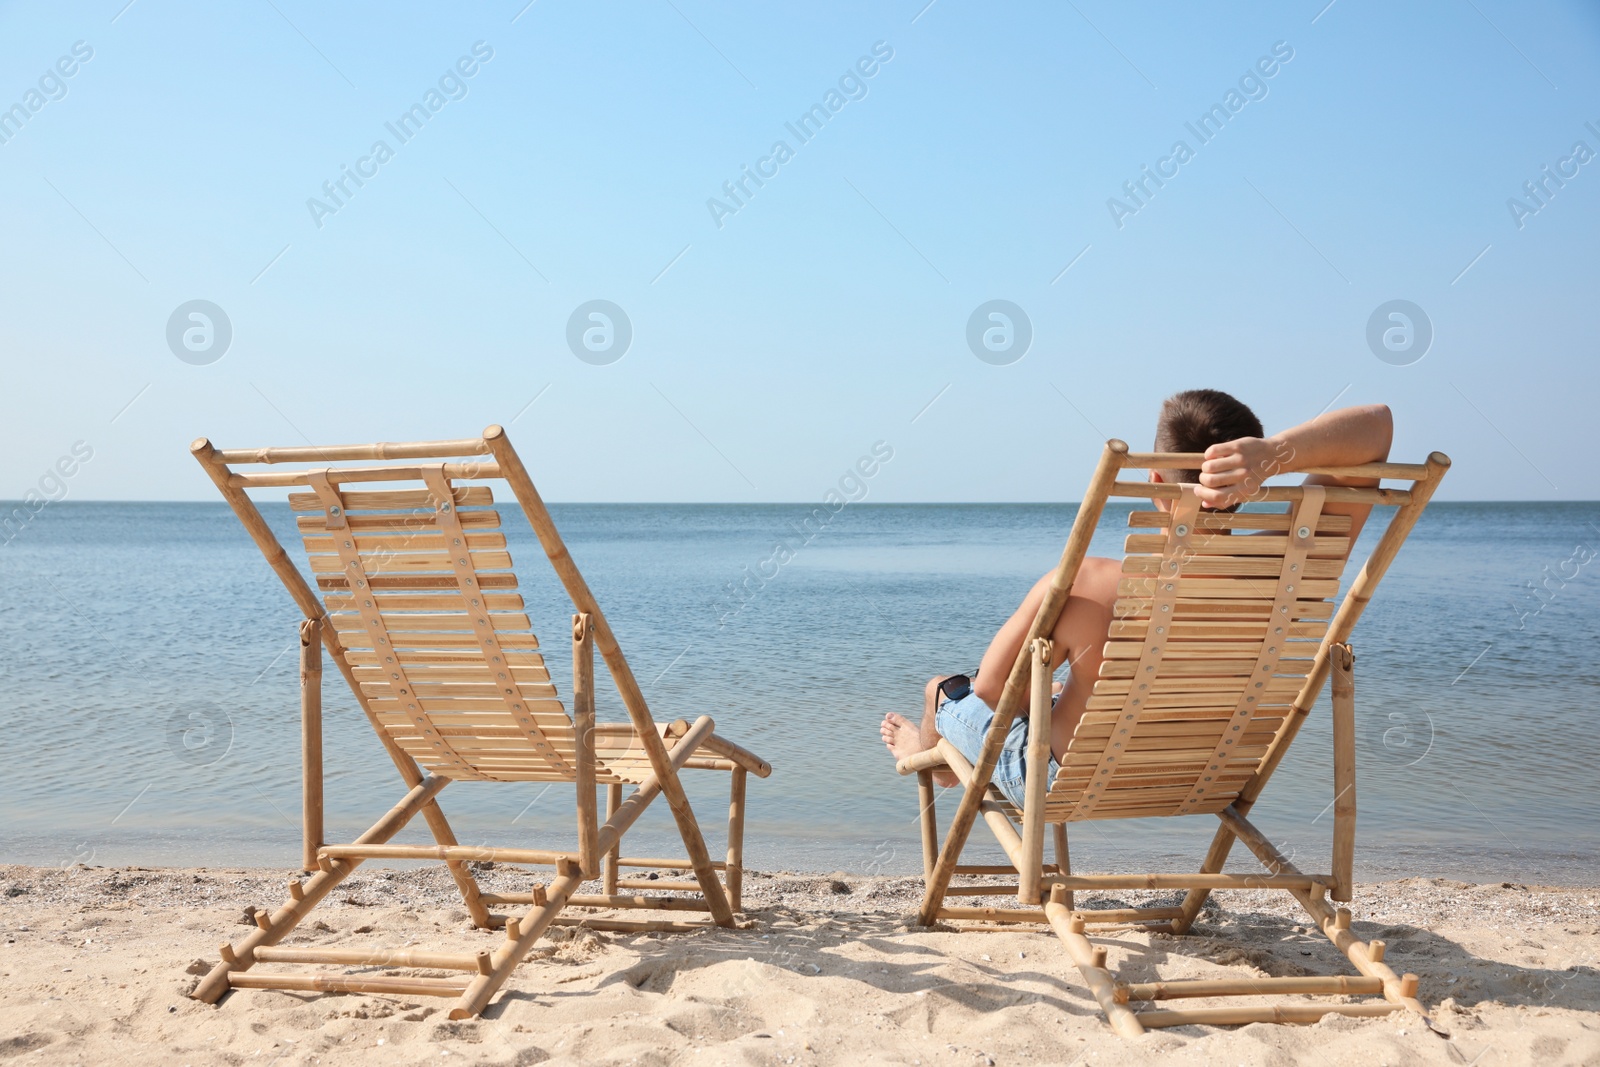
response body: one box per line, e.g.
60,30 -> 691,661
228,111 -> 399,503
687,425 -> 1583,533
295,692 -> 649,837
344,648 -> 546,667
1117,577 -> 1340,600
328,592 -> 526,612
310,550 -> 513,573
331,612 -> 531,632
362,681 -> 560,701
1122,556 -> 1344,579
1111,597 -> 1336,620
1101,639 -> 1321,659
318,573 -> 519,591
1098,658 -> 1311,679
1127,511 -> 1352,533
1061,744 -> 1269,768
370,697 -> 569,715
336,631 -> 543,650
298,509 -> 501,532
353,665 -> 550,684
289,486 -> 492,512
1125,533 -> 1349,557
1107,619 -> 1327,639
303,531 -> 506,553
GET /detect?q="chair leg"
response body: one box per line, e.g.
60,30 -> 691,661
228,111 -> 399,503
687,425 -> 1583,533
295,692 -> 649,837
1052,823 -> 1074,911
603,784 -> 622,895
417,800 -> 492,927
917,771 -> 939,881
449,862 -> 585,1019
1172,820 -> 1237,934
1044,887 -> 1145,1038
193,775 -> 449,1004
657,718 -> 735,926
726,767 -> 747,913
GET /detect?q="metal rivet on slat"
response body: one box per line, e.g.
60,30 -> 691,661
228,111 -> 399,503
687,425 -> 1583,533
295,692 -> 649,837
1298,526 -> 1310,538
1175,524 -> 1189,537
330,506 -> 341,515
441,503 -> 452,512
1285,584 -> 1295,593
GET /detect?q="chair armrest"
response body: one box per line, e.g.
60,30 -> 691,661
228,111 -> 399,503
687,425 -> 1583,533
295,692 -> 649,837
896,748 -> 949,776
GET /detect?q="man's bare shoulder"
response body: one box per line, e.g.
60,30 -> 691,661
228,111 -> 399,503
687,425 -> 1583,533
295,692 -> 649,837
1070,555 -> 1123,610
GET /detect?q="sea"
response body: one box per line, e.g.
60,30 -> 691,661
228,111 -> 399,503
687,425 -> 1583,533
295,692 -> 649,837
3,500 -> 1597,885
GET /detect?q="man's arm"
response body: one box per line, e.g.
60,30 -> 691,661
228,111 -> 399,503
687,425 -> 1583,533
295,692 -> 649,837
1195,404 -> 1394,548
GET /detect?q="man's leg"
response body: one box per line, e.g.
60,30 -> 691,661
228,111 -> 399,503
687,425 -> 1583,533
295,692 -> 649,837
881,676 -> 958,788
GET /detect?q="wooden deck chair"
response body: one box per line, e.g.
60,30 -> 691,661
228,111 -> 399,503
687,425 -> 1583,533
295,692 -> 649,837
896,440 -> 1450,1035
186,426 -> 770,1019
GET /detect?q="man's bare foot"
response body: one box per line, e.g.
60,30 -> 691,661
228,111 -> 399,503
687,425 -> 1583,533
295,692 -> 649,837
881,712 -> 957,787
881,712 -> 923,763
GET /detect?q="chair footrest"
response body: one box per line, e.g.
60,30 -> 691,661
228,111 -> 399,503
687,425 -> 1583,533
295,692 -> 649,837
253,945 -> 488,971
1051,873 -> 1330,891
1134,1001 -> 1400,1028
320,844 -> 571,866
939,905 -> 1185,925
228,971 -> 470,997
615,878 -> 700,892
552,916 -> 718,934
565,894 -> 714,912
1117,974 -> 1384,1003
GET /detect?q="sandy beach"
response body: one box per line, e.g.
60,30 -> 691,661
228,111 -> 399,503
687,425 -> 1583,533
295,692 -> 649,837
2,863 -> 1595,1066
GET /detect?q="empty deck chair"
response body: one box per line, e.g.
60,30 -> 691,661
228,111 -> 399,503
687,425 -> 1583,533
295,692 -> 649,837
187,426 -> 770,1019
897,439 -> 1449,1035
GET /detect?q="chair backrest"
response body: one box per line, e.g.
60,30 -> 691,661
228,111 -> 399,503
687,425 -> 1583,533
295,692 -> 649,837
292,474 -> 581,782
190,429 -> 662,787
1017,446 -> 1449,825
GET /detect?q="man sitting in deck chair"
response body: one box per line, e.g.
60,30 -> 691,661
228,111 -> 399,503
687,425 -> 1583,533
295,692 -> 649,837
880,389 -> 1394,803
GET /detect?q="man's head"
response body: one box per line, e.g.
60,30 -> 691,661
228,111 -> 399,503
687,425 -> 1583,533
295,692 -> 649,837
1152,388 -> 1263,487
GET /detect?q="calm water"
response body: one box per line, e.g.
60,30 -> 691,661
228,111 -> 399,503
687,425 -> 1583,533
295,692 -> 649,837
3,500 -> 1598,885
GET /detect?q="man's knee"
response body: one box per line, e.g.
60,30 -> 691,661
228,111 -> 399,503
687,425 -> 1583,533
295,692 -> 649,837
924,676 -> 947,703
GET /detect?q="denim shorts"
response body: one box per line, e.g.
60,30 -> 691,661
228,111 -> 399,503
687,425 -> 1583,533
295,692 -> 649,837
935,690 -> 1060,809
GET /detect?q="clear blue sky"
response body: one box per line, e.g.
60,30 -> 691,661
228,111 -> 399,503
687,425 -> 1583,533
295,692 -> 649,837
2,0 -> 1596,501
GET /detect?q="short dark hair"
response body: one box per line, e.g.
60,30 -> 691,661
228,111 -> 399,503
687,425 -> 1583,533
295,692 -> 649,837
1153,389 -> 1264,486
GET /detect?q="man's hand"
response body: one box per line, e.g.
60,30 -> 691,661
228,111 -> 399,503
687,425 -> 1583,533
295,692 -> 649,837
1197,436 -> 1288,510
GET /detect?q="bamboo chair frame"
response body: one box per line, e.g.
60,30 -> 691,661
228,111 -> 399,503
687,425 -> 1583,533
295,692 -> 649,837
187,426 -> 770,1019
897,440 -> 1450,1035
